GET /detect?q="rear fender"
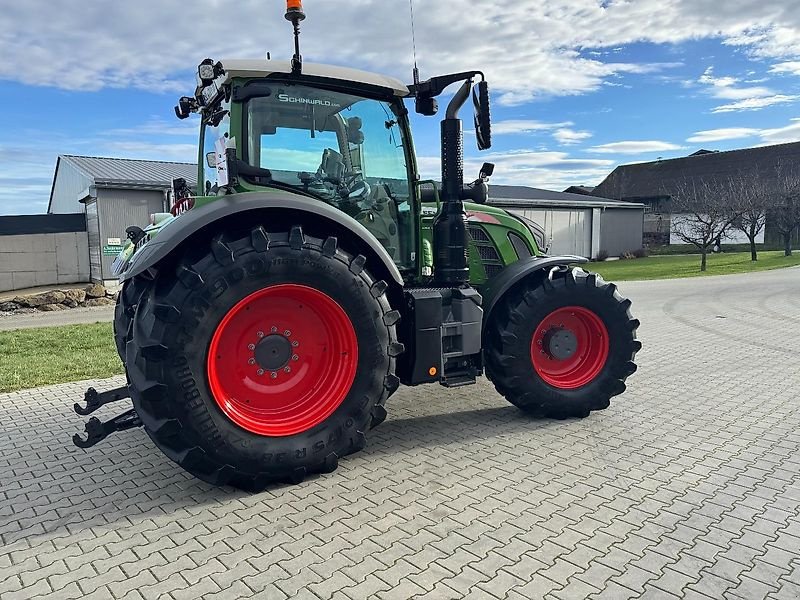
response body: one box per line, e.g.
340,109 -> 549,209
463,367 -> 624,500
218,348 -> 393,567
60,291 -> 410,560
480,255 -> 589,332
120,192 -> 404,287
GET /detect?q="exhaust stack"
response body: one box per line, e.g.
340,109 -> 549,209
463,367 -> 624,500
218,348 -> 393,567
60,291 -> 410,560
433,79 -> 472,285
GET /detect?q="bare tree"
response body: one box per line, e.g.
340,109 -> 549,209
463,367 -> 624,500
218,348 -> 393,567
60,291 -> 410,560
728,169 -> 768,261
669,178 -> 740,271
771,161 -> 800,257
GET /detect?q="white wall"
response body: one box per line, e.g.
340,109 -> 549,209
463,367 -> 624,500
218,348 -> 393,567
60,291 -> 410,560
0,232 -> 90,292
670,213 -> 765,245
506,207 -> 593,257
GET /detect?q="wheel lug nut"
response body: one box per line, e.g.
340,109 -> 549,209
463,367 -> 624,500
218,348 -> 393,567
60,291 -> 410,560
257,369 -> 264,375
284,366 -> 291,373
248,358 -> 256,365
257,331 -> 264,338
271,326 -> 278,333
292,354 -> 299,361
284,330 -> 291,337
291,340 -> 299,347
247,343 -> 255,350
270,372 -> 277,379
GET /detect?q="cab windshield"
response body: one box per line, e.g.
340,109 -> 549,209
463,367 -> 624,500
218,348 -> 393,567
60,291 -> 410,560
244,84 -> 413,268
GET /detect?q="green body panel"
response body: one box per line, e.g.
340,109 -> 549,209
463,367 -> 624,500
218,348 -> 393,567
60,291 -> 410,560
420,201 -> 540,288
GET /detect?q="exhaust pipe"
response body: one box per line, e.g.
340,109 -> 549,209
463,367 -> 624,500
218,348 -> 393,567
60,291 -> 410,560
434,79 -> 472,285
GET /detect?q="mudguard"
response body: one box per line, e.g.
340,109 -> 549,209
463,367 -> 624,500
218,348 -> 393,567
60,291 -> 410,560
120,192 -> 404,286
480,254 -> 589,331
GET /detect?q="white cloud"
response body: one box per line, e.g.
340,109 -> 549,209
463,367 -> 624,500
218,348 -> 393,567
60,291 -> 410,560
491,120 -> 570,135
0,0 -> 791,100
686,117 -> 800,146
696,66 -> 797,112
711,94 -> 799,113
419,149 -> 614,190
588,141 -> 685,154
760,118 -> 800,144
687,128 -> 760,143
770,61 -> 800,75
553,128 -> 593,145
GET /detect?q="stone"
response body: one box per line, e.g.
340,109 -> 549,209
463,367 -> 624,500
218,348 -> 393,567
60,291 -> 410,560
82,297 -> 116,307
63,289 -> 87,303
62,298 -> 79,308
0,301 -> 20,312
84,283 -> 107,298
38,303 -> 67,312
15,291 -> 66,307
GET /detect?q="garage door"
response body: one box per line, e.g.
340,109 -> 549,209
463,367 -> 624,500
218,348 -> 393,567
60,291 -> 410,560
507,208 -> 592,257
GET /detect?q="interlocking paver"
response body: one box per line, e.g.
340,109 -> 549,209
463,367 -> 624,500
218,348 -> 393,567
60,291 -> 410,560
2,269 -> 799,599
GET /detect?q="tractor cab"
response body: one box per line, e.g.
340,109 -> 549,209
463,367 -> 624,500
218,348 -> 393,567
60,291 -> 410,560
196,61 -> 417,269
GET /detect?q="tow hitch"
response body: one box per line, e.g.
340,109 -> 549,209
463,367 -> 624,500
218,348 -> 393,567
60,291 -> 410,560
72,386 -> 142,449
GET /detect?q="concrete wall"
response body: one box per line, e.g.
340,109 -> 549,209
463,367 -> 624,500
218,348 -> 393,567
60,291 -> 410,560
0,232 -> 89,292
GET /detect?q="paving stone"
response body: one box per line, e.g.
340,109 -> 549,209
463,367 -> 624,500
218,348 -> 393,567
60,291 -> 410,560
2,271 -> 799,600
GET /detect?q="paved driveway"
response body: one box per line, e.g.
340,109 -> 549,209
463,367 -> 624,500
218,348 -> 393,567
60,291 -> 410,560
1,268 -> 799,599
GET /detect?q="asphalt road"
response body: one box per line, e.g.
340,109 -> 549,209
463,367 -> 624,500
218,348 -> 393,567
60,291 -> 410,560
0,306 -> 114,331
0,267 -> 798,599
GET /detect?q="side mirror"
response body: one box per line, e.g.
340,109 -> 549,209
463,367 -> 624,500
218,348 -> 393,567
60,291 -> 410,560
205,152 -> 217,168
472,80 -> 491,150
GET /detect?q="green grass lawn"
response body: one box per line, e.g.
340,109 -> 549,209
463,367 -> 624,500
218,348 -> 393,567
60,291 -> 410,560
588,250 -> 800,281
0,322 -> 123,393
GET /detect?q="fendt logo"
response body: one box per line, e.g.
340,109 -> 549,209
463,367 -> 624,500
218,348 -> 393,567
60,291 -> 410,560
277,93 -> 341,107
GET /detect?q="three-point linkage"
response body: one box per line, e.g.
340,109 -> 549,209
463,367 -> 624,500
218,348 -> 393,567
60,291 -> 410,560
71,385 -> 142,449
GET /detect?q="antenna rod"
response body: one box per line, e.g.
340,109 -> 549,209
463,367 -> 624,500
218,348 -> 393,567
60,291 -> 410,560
409,0 -> 419,85
285,0 -> 306,75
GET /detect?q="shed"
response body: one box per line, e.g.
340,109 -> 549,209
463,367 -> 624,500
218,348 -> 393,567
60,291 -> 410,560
489,185 -> 645,259
48,155 -> 197,283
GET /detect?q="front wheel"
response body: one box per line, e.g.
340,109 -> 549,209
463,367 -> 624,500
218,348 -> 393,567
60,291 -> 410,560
485,269 -> 640,419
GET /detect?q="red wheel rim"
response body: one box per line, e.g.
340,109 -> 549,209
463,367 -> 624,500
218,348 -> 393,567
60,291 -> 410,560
530,306 -> 609,389
207,284 -> 358,436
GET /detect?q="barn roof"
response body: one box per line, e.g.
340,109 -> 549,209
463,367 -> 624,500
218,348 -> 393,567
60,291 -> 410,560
593,141 -> 800,201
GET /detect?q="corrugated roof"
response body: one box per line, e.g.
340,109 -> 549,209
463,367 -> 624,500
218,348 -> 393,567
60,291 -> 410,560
490,184 -> 634,206
593,141 -> 800,200
60,155 -> 197,188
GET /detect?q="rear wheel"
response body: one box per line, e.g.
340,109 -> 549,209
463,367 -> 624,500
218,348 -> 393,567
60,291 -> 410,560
125,226 -> 401,490
485,268 -> 640,419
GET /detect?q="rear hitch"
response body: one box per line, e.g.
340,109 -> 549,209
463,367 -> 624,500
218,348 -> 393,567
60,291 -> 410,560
74,385 -> 130,416
72,409 -> 142,449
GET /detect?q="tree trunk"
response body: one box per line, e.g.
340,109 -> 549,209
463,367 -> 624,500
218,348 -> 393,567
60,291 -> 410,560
785,232 -> 793,257
700,247 -> 708,271
749,224 -> 757,261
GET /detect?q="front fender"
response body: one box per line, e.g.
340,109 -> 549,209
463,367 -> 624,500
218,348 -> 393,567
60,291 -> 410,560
120,192 -> 404,286
480,255 -> 589,331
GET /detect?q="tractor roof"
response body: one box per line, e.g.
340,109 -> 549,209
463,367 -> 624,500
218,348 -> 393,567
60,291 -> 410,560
220,59 -> 410,97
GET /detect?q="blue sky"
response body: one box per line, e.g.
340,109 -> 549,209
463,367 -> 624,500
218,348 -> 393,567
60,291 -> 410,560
3,0 -> 800,214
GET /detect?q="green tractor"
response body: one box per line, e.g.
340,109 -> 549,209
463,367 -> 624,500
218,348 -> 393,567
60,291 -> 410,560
72,2 -> 640,490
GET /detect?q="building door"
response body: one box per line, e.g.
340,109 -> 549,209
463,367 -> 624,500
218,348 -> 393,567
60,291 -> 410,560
86,200 -> 102,282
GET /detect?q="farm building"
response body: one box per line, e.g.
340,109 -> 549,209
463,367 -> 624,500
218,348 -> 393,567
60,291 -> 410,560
48,155 -> 196,283
488,186 -> 645,259
593,142 -> 800,248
